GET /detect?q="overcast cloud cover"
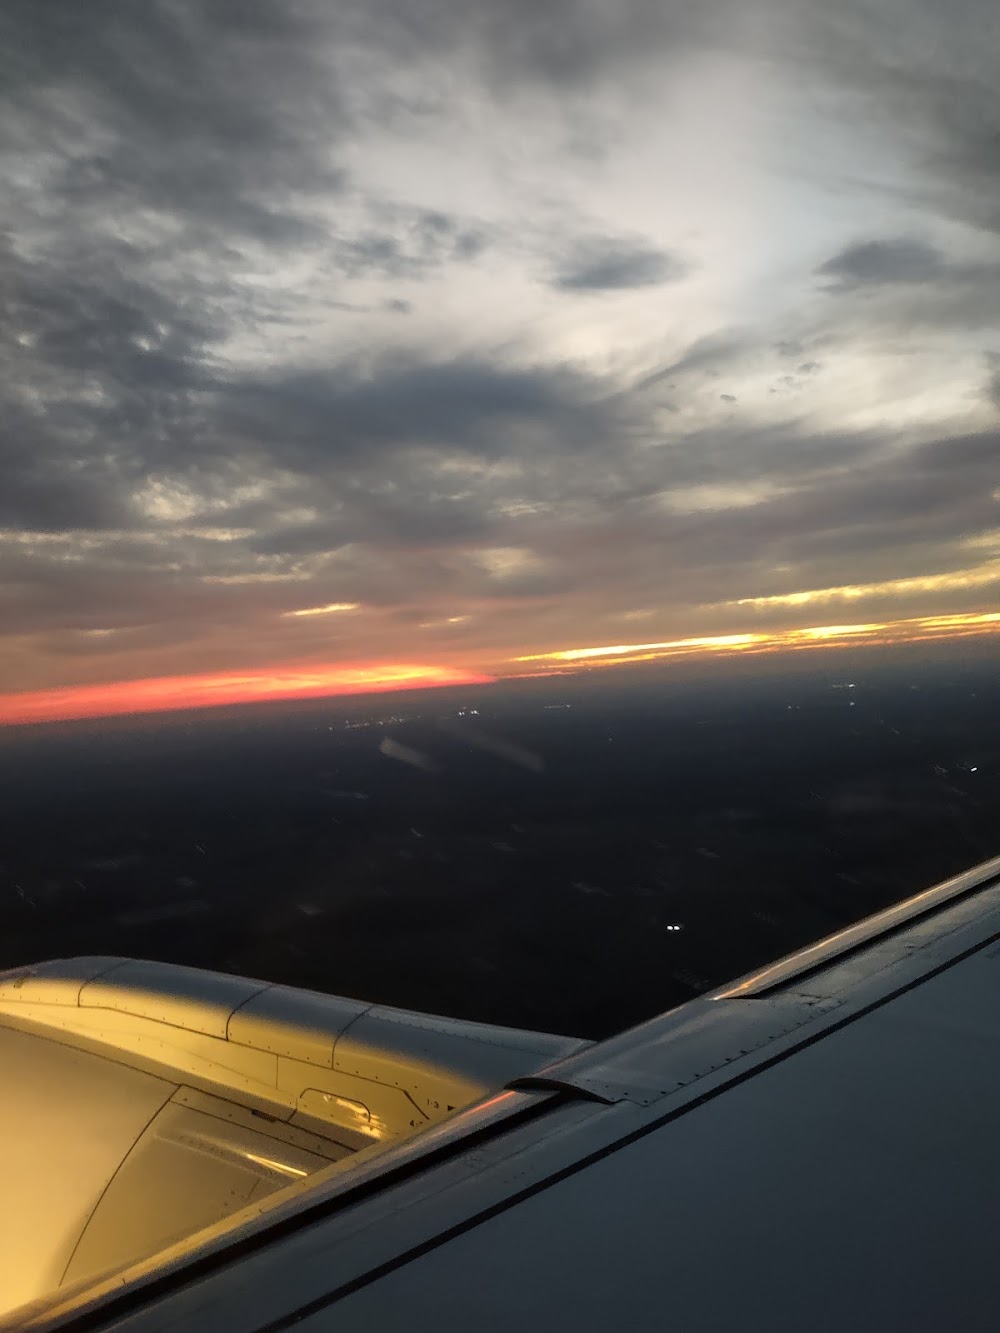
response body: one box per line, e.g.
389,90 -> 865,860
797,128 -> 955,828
1,0 -> 999,693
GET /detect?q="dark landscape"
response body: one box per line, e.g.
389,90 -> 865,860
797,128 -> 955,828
1,642 -> 997,1040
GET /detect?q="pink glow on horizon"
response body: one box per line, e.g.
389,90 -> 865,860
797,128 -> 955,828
0,662 -> 495,726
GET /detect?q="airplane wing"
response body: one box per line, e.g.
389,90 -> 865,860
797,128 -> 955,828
4,850 -> 1000,1331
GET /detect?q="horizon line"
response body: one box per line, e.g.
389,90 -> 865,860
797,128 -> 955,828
1,608 -> 998,727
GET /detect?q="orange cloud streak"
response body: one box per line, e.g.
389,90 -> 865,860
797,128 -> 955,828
511,611 -> 1000,670
0,662 -> 494,727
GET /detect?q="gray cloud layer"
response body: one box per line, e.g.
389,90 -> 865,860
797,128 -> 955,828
817,239 -> 949,288
552,238 -> 688,291
1,0 -> 999,692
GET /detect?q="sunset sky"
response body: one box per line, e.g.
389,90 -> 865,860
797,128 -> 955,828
1,0 -> 998,722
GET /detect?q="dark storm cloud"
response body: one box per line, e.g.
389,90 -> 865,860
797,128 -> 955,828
814,239 -> 1000,319
0,0 -> 345,243
795,0 -> 1000,235
220,357 -> 631,467
0,230 -> 224,529
551,238 -> 688,292
3,241 -> 217,388
344,0 -> 725,89
0,455 -> 126,533
334,212 -> 490,280
1,204 -> 496,536
817,239 -> 948,288
249,490 -> 499,558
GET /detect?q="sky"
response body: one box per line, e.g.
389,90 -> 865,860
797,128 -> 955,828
1,0 -> 998,721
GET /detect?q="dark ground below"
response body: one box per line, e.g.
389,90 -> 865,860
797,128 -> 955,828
1,646 -> 997,1039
